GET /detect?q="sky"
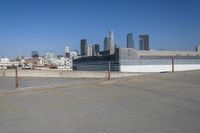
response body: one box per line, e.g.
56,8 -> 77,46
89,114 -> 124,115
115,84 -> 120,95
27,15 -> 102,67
0,0 -> 200,58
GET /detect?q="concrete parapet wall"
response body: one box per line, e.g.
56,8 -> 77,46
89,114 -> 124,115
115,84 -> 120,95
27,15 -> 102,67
0,69 -> 137,78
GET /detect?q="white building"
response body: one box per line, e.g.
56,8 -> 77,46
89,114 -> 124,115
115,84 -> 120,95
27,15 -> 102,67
45,52 -> 55,59
69,51 -> 78,59
0,58 -> 20,69
65,46 -> 70,53
0,58 -> 10,63
108,31 -> 115,54
51,57 -> 72,70
86,45 -> 93,56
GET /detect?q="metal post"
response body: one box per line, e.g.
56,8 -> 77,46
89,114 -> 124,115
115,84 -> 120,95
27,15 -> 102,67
172,57 -> 174,72
107,62 -> 111,80
15,67 -> 19,88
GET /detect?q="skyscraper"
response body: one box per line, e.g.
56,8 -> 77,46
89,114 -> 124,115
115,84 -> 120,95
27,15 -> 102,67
64,46 -> 70,58
139,38 -> 144,50
80,39 -> 87,56
64,46 -> 70,53
86,45 -> 93,57
104,37 -> 109,51
92,44 -> 100,56
196,45 -> 200,52
139,34 -> 149,50
108,31 -> 115,54
32,51 -> 39,59
127,33 -> 134,48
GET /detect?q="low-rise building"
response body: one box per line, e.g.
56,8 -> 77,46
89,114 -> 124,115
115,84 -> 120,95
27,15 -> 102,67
0,58 -> 21,69
73,46 -> 200,72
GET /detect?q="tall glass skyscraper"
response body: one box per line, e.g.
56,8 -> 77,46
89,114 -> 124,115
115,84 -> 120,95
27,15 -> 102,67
127,33 -> 134,48
108,31 -> 115,51
80,39 -> 87,56
108,31 -> 115,54
104,37 -> 109,51
103,31 -> 115,54
139,38 -> 144,50
139,34 -> 149,50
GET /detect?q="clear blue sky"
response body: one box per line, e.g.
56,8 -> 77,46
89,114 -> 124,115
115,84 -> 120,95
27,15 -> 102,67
0,0 -> 200,58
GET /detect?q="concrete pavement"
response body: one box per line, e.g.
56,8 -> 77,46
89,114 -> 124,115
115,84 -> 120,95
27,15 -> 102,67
0,70 -> 200,133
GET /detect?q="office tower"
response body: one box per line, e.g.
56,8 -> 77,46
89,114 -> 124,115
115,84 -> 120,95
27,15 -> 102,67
32,51 -> 39,59
45,52 -> 55,59
17,53 -> 24,60
104,37 -> 109,51
80,39 -> 87,56
64,46 -> 70,58
127,33 -> 134,48
65,53 -> 70,58
69,51 -> 78,59
139,34 -> 149,50
94,44 -> 100,55
196,45 -> 200,52
65,46 -> 70,53
86,45 -> 93,57
92,44 -> 100,56
92,45 -> 95,56
108,31 -> 115,54
139,38 -> 144,50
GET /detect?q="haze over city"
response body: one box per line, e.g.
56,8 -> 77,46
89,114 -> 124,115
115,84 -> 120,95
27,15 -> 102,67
0,0 -> 200,57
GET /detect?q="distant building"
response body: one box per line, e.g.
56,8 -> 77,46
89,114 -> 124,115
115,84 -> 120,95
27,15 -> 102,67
69,51 -> 78,59
50,57 -> 72,70
104,37 -> 109,51
74,47 -> 200,72
196,45 -> 200,52
103,31 -> 115,55
17,53 -> 24,61
45,52 -> 55,59
25,58 -> 40,67
127,33 -> 134,48
65,52 -> 70,58
86,45 -> 93,57
80,39 -> 87,56
65,46 -> 70,53
92,44 -> 100,56
32,51 -> 39,59
64,46 -> 70,58
0,58 -> 20,69
0,58 -> 10,63
108,31 -> 115,54
139,34 -> 149,50
57,55 -> 64,59
139,38 -> 144,50
64,46 -> 78,59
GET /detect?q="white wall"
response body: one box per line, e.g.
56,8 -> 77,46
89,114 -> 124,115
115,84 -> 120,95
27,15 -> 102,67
120,64 -> 200,72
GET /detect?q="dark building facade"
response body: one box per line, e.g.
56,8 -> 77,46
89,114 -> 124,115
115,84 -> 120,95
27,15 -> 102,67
139,38 -> 144,50
139,34 -> 149,50
93,44 -> 100,56
104,37 -> 109,51
127,33 -> 134,48
80,39 -> 87,56
32,51 -> 39,59
65,53 -> 70,58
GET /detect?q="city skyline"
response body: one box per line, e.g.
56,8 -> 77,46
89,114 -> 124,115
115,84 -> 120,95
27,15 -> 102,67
0,0 -> 200,57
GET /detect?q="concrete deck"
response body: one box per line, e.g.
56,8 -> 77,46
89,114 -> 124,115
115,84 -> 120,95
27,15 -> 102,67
0,70 -> 200,133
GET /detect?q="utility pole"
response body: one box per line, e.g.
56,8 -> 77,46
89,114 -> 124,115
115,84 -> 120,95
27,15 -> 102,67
15,66 -> 19,88
172,57 -> 174,72
107,62 -> 111,80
